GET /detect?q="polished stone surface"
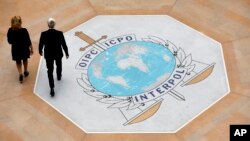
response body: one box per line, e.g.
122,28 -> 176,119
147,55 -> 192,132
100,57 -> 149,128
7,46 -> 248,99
35,15 -> 229,133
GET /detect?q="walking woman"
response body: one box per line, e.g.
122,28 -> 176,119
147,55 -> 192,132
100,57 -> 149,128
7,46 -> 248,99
7,16 -> 33,83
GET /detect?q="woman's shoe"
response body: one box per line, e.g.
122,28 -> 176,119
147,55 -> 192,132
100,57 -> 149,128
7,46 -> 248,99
19,74 -> 23,83
24,71 -> 29,77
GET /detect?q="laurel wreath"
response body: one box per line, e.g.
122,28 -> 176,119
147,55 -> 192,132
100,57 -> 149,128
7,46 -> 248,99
77,35 -> 195,110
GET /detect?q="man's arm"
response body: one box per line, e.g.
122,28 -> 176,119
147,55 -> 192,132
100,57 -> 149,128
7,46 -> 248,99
38,33 -> 44,56
61,32 -> 69,58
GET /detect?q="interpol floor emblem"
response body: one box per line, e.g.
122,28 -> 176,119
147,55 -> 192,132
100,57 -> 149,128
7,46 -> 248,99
34,16 -> 230,133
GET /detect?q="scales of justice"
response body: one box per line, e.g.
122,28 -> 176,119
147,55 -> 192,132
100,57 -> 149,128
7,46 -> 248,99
75,31 -> 215,126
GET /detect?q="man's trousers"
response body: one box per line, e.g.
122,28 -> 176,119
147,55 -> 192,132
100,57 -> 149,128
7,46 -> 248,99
45,58 -> 62,89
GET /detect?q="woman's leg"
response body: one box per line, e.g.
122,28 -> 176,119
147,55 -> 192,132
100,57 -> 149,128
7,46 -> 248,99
16,60 -> 23,83
16,60 -> 22,75
23,59 -> 28,72
23,59 -> 29,77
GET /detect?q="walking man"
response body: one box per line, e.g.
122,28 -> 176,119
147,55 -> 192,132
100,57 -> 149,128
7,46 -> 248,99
39,18 -> 69,97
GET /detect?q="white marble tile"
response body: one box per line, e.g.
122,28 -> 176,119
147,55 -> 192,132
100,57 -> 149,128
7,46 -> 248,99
34,15 -> 229,133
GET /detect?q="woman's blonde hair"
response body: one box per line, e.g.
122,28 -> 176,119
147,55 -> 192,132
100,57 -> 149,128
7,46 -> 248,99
11,16 -> 22,30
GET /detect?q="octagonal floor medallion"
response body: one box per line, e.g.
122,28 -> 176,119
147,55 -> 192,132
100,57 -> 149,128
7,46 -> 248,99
34,15 -> 230,133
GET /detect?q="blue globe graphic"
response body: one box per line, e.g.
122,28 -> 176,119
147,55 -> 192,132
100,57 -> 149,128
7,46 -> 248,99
88,41 -> 176,96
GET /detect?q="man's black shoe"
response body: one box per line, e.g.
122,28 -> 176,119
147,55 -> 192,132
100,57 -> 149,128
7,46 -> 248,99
50,88 -> 55,97
57,75 -> 61,81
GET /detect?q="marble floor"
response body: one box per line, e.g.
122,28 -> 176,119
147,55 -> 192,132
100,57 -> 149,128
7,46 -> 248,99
0,0 -> 249,141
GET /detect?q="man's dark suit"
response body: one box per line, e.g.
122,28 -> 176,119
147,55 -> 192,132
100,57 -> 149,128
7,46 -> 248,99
39,29 -> 69,89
